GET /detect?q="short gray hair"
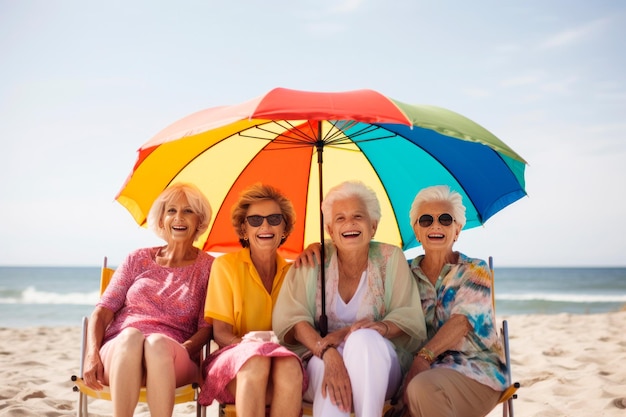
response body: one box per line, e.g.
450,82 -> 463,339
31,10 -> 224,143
321,180 -> 381,233
409,185 -> 466,228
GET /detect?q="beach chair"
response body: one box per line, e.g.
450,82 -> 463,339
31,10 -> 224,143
490,256 -> 520,417
71,257 -> 207,417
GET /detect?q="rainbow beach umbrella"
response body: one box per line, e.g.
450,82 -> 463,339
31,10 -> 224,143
116,87 -> 528,334
116,87 -> 527,260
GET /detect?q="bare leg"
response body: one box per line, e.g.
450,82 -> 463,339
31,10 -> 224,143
144,334 -> 198,417
235,355 -> 271,417
269,356 -> 303,417
106,328 -> 144,417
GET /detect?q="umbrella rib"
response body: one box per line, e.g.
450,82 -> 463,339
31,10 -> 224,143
247,122 -> 317,145
237,120 -> 401,150
231,122 -> 403,168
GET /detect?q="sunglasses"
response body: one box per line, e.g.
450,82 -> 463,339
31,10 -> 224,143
418,213 -> 454,227
246,214 -> 284,227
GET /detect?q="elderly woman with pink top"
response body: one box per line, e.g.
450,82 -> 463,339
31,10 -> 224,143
82,183 -> 214,417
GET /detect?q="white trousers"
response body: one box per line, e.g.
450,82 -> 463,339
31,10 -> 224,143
303,329 -> 402,417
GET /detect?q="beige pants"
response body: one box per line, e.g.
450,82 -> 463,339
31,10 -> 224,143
405,368 -> 501,417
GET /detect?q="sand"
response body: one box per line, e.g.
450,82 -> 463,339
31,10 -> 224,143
1,312 -> 625,417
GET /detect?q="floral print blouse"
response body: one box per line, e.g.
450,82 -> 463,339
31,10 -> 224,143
410,252 -> 508,391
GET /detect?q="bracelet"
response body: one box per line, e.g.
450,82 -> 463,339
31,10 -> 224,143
379,321 -> 389,337
319,344 -> 336,359
417,347 -> 436,364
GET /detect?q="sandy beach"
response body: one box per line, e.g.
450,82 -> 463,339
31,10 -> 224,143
1,312 -> 625,417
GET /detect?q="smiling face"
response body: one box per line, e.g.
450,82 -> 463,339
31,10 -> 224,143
327,196 -> 378,253
160,194 -> 200,245
413,200 -> 462,254
243,199 -> 286,255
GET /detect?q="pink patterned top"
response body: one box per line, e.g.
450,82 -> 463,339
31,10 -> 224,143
98,247 -> 214,346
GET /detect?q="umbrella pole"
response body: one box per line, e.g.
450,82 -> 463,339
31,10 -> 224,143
316,130 -> 328,337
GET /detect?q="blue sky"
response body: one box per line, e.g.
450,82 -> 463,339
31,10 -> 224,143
1,1 -> 624,267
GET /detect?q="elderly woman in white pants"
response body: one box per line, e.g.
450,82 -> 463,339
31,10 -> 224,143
273,181 -> 426,417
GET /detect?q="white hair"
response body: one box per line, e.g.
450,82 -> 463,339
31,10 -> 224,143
321,180 -> 381,233
409,185 -> 466,228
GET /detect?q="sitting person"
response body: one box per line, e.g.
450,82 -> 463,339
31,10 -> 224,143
273,180 -> 425,417
82,183 -> 214,417
403,185 -> 507,417
198,184 -> 306,417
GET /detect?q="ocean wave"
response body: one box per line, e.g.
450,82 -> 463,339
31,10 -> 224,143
496,293 -> 626,303
0,286 -> 99,305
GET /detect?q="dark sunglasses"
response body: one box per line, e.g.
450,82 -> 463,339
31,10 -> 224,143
246,214 -> 284,227
418,213 -> 454,227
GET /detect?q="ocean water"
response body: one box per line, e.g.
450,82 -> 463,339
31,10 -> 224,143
1,266 -> 625,328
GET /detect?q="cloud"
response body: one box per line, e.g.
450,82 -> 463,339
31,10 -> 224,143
539,17 -> 610,49
329,0 -> 364,13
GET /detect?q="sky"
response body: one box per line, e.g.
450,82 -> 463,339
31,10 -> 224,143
1,1 -> 625,267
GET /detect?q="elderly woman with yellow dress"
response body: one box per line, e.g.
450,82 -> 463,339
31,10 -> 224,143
273,180 -> 425,417
198,183 -> 306,417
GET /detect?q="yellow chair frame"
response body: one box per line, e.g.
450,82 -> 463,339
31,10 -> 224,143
71,257 -> 207,417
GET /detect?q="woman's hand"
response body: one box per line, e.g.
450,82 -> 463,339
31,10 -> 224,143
82,350 -> 105,390
348,318 -> 389,337
321,347 -> 353,413
293,242 -> 321,268
83,306 -> 113,390
182,326 -> 212,359
315,327 -> 351,356
402,355 -> 431,404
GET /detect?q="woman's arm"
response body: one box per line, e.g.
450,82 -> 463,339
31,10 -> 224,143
212,319 -> 240,349
292,321 -> 350,357
418,314 -> 471,359
349,318 -> 404,339
404,313 -> 471,388
83,306 -> 114,390
182,325 -> 212,358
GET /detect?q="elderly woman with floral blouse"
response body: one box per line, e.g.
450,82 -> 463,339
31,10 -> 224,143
403,185 -> 508,417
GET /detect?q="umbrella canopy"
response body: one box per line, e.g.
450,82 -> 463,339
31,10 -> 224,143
116,87 -> 527,260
